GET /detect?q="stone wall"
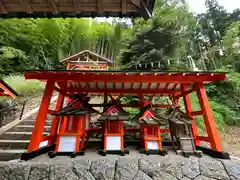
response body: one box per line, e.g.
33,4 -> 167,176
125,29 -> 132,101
0,155 -> 240,180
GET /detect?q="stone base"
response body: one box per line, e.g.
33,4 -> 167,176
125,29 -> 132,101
48,151 -> 85,158
176,150 -> 202,158
2,154 -> 238,180
139,149 -> 168,155
196,146 -> 230,159
20,144 -> 55,161
99,149 -> 129,156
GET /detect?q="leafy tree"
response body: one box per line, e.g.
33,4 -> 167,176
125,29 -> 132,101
121,21 -> 179,70
121,0 -> 198,70
0,18 -> 128,72
223,22 -> 240,71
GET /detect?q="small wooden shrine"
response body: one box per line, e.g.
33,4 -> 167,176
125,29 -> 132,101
0,0 -> 156,19
136,104 -> 166,155
48,94 -> 97,158
0,80 -> 18,98
65,94 -> 95,131
61,50 -> 113,70
167,106 -> 202,157
98,105 -> 129,156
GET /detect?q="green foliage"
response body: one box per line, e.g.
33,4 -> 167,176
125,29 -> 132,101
119,0 -> 240,130
121,96 -> 140,120
223,22 -> 240,71
0,18 -> 128,73
179,93 -> 234,131
207,72 -> 240,122
121,0 -> 198,70
121,23 -> 178,70
3,75 -> 44,97
124,108 -> 140,120
209,100 -> 237,126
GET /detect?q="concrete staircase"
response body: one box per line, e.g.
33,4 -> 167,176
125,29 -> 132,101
0,96 -> 102,161
0,114 -> 52,161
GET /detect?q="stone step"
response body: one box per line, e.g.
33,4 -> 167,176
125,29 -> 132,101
11,125 -> 51,132
0,132 -> 49,140
0,140 -> 29,149
0,149 -> 26,161
19,120 -> 52,126
22,116 -> 52,121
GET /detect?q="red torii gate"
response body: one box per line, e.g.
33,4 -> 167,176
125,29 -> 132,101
21,70 -> 229,160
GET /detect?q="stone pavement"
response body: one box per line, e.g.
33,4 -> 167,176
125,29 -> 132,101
0,154 -> 240,180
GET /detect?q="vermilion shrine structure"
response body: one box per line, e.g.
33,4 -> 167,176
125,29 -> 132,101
0,80 -> 18,99
60,50 -> 113,70
48,94 -> 97,157
98,104 -> 129,155
21,70 -> 230,160
136,104 -> 166,155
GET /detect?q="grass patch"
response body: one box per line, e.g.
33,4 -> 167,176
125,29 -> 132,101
177,93 -> 229,132
3,75 -> 44,98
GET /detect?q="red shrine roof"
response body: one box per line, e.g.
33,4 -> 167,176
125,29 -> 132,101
166,107 -> 194,125
98,105 -> 129,121
24,70 -> 226,96
51,106 -> 92,116
0,80 -> 18,98
51,94 -> 99,115
60,50 -> 113,65
137,105 -> 163,125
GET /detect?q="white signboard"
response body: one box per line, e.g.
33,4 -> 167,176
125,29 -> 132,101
147,140 -> 159,150
39,140 -> 48,148
58,136 -> 77,152
106,136 -> 121,150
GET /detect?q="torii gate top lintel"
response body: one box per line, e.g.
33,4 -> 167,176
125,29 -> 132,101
24,70 -> 226,96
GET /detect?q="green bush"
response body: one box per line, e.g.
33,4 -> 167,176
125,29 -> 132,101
209,100 -> 237,125
181,93 -> 232,132
124,108 -> 140,120
3,75 -> 44,97
120,93 -> 232,132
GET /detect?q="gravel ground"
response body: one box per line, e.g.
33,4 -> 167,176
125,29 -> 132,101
222,126 -> 240,157
6,94 -> 240,161
22,146 -> 189,165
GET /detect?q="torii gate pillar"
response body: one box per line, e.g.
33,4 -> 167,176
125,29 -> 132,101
28,80 -> 55,152
195,83 -> 223,152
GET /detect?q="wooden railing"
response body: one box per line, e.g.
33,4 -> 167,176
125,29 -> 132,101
0,100 -> 26,128
0,94 -> 42,128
